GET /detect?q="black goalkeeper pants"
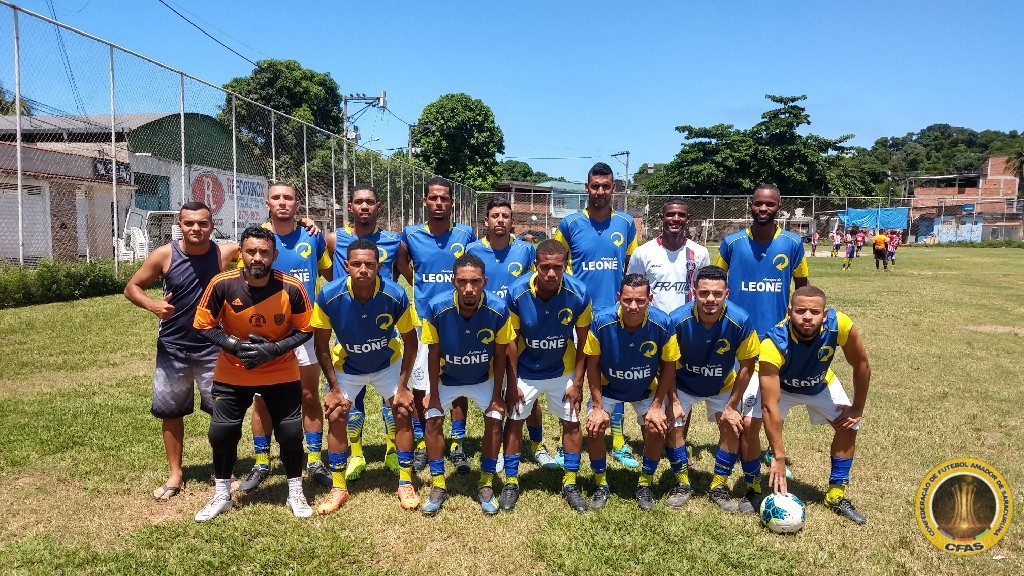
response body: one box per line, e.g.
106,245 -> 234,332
208,380 -> 304,480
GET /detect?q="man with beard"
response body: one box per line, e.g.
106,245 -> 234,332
715,183 -> 808,510
192,225 -> 315,521
760,285 -> 871,524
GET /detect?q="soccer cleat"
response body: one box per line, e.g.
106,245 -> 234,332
286,492 -> 314,518
345,454 -> 367,481
306,461 -> 333,488
397,484 -> 420,510
384,450 -> 400,473
239,465 -> 270,493
636,486 -> 657,511
531,447 -> 560,470
737,489 -> 762,514
412,447 -> 428,473
498,483 -> 520,511
555,445 -> 565,468
665,483 -> 693,508
611,446 -> 640,468
708,485 -> 739,512
562,485 -> 588,512
478,486 -> 499,515
194,493 -> 232,522
316,488 -> 350,515
831,497 -> 867,525
589,485 -> 611,510
421,487 -> 447,516
450,446 -> 471,474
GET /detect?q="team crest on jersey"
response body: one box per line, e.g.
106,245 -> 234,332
610,232 -> 625,247
274,313 -> 285,326
818,346 -> 835,362
249,313 -> 266,328
376,313 -> 395,330
773,253 -> 789,270
508,262 -> 524,277
378,247 -> 388,262
297,242 -> 313,259
716,339 -> 731,354
639,340 -> 657,358
477,328 -> 495,344
451,243 -> 466,258
558,308 -> 574,326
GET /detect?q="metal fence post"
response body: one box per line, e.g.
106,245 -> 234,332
13,6 -> 23,265
302,125 -> 309,219
331,138 -> 338,231
341,135 -> 348,227
386,156 -> 392,228
270,113 -> 276,182
179,72 -> 186,204
231,94 -> 238,240
109,45 -> 119,276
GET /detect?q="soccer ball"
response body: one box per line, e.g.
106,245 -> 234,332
759,493 -> 805,534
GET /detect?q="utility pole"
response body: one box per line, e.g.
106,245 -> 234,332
612,150 -> 630,212
407,124 -> 436,159
340,91 -> 386,226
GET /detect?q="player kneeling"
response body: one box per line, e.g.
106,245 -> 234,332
584,274 -> 680,511
503,240 -> 593,512
311,239 -> 422,513
760,285 -> 871,525
667,265 -> 762,512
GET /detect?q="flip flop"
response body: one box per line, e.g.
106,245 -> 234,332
152,484 -> 182,501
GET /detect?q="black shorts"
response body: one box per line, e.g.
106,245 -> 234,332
210,380 -> 302,428
873,248 -> 887,259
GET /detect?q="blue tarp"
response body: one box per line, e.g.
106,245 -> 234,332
836,207 -> 909,230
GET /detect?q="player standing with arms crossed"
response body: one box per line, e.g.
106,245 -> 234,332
715,183 -> 808,511
555,162 -> 640,468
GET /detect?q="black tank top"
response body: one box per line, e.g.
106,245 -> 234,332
159,240 -> 221,350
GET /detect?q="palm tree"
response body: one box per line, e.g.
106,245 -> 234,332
0,81 -> 32,116
1005,146 -> 1024,195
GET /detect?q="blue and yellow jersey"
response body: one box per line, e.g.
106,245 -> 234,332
582,305 -> 680,402
669,300 -> 760,397
401,222 -> 477,320
715,226 -> 808,335
466,237 -> 536,299
506,272 -> 593,380
266,223 -> 331,299
555,210 -> 638,311
310,276 -> 418,375
759,308 -> 853,396
333,225 -> 402,281
421,289 -> 516,387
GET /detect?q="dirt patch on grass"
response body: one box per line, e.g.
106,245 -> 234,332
963,325 -> 1024,336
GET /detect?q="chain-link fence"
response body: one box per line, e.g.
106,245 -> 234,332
0,1 -> 477,275
476,189 -> 1023,247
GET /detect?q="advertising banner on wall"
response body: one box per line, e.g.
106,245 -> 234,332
189,169 -> 268,239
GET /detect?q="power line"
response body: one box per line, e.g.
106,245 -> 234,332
502,155 -> 603,160
383,106 -> 414,127
46,0 -> 85,115
155,0 -> 258,67
162,0 -> 270,60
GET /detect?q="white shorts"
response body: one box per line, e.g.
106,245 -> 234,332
510,374 -> 577,422
411,327 -> 430,391
677,372 -> 762,423
294,338 -> 316,367
588,395 -> 683,428
331,361 -> 401,404
426,379 -> 502,420
777,377 -> 860,430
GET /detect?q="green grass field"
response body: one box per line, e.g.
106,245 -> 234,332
1,246 -> 1021,575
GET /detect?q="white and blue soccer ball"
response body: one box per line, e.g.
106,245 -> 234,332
759,492 -> 805,534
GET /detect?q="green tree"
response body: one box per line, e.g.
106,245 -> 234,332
220,59 -> 344,186
498,160 -> 536,182
0,82 -> 31,115
645,95 -> 855,197
413,93 -> 504,191
1005,146 -> 1024,195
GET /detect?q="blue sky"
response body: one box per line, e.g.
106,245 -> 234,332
8,0 -> 1023,183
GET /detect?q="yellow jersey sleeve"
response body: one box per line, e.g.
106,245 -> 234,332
625,233 -> 639,258
661,334 -> 681,362
583,331 -> 601,355
759,338 -> 785,369
395,306 -> 421,334
576,303 -> 593,327
309,303 -> 332,330
553,228 -> 569,249
736,330 -> 760,361
421,319 -> 439,345
793,256 -> 809,278
714,255 -> 728,270
509,311 -> 521,331
495,316 -> 516,345
318,249 -> 333,271
836,311 -> 853,346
